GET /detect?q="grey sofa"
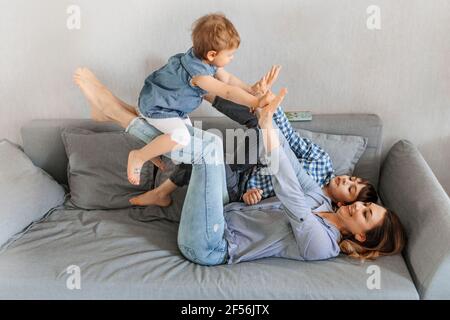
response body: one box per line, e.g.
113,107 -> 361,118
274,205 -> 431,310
0,114 -> 449,299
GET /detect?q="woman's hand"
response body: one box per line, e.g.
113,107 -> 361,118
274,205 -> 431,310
242,188 -> 263,205
254,88 -> 288,154
256,88 -> 288,127
251,65 -> 282,98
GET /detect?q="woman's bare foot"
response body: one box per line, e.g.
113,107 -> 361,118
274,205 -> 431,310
129,189 -> 172,207
127,150 -> 146,185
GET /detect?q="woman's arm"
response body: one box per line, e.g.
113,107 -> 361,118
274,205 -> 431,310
258,90 -> 340,260
257,89 -> 313,218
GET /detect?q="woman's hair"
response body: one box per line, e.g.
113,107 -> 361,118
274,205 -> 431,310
339,208 -> 407,260
191,13 -> 240,59
355,179 -> 379,203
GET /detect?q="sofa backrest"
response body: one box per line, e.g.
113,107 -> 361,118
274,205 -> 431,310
21,114 -> 382,187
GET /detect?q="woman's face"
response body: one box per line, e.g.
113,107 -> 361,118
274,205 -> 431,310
336,201 -> 386,242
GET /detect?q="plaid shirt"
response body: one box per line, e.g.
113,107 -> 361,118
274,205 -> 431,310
245,107 -> 335,199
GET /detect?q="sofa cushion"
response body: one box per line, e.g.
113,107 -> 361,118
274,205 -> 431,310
61,128 -> 155,210
0,139 -> 66,248
295,128 -> 367,176
0,206 -> 419,299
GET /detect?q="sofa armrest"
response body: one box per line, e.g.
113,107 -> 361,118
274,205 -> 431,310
379,140 -> 450,299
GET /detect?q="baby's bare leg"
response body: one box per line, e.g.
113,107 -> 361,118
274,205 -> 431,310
73,67 -> 136,128
128,133 -> 180,185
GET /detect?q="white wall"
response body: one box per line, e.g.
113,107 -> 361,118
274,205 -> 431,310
1,0 -> 449,194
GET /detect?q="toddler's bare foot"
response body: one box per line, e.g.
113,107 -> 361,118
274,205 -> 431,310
129,190 -> 172,207
127,150 -> 146,185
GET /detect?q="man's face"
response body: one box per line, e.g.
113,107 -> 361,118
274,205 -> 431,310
328,175 -> 367,204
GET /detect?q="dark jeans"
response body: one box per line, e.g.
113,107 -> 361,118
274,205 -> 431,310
169,96 -> 262,202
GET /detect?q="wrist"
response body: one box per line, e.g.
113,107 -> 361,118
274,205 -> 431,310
258,117 -> 273,129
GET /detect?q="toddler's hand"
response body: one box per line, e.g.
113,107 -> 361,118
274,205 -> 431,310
257,90 -> 276,109
251,65 -> 282,97
242,188 -> 263,205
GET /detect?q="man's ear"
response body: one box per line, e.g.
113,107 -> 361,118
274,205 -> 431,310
355,233 -> 366,243
206,50 -> 217,62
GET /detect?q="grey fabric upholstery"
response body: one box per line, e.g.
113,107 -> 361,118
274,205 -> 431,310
21,120 -> 123,186
6,115 -> 443,299
61,128 -> 155,209
379,140 -> 450,300
295,128 -> 367,176
0,140 -> 66,248
0,205 -> 418,299
21,114 -> 382,187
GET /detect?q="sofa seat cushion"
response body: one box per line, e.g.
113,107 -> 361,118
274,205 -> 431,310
0,206 -> 418,299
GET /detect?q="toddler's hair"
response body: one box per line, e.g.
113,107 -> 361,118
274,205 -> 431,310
191,13 -> 240,59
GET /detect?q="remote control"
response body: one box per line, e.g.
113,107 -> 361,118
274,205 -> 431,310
284,111 -> 312,121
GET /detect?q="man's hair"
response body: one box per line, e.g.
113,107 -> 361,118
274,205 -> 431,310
191,13 -> 240,59
355,179 -> 379,203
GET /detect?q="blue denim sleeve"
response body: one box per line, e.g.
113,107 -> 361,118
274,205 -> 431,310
265,145 -> 340,260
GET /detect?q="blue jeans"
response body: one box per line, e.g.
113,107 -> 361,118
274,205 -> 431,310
126,117 -> 229,266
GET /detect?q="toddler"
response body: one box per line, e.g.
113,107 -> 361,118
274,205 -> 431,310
127,13 -> 271,185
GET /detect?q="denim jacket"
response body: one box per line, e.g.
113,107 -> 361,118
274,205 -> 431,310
138,47 -> 217,119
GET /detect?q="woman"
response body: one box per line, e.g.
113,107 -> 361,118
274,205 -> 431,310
74,68 -> 406,264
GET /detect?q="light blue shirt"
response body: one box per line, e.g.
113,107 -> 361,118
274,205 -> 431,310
223,144 -> 341,264
138,47 -> 217,119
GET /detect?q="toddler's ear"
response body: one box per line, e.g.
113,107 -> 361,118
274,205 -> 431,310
206,50 -> 217,62
336,202 -> 344,208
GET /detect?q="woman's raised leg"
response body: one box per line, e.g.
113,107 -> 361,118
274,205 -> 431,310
176,133 -> 229,266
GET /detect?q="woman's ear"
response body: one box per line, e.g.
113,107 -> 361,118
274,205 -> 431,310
206,50 -> 217,62
355,233 -> 366,243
